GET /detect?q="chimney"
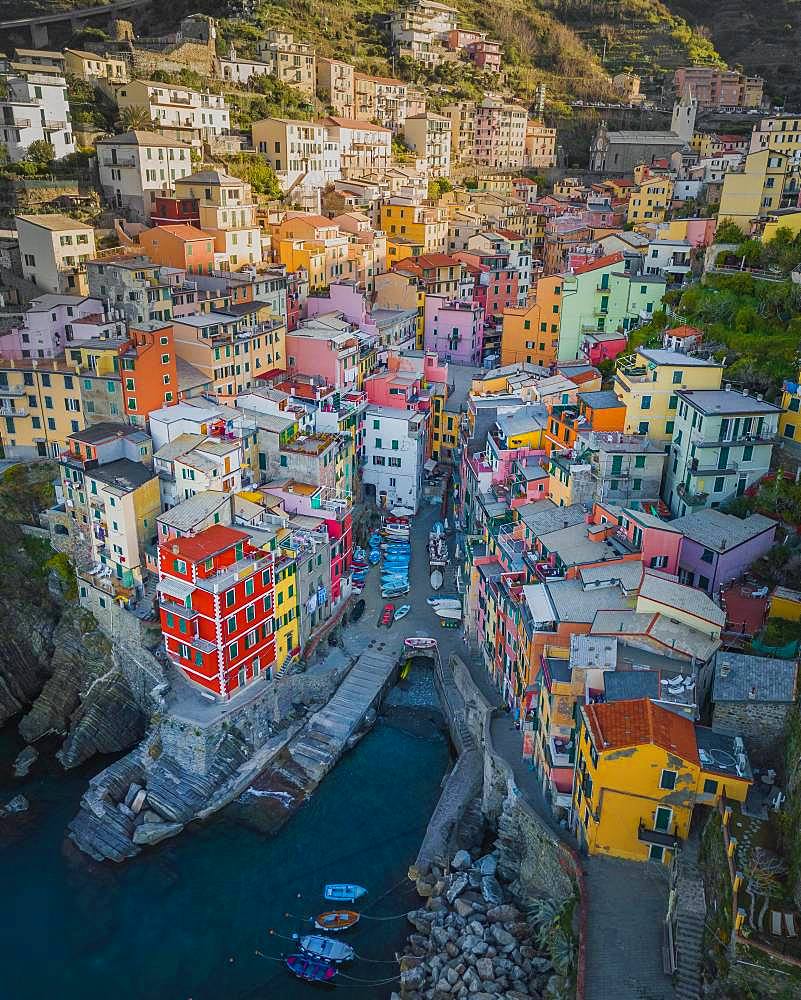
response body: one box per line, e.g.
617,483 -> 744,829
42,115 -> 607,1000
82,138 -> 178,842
724,383 -> 731,391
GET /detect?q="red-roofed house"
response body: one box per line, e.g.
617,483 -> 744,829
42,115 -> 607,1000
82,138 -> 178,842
663,324 -> 703,353
573,698 -> 751,862
157,524 -> 276,697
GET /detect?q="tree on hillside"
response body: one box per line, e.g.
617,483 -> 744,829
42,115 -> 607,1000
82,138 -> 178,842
26,141 -> 55,170
115,106 -> 157,132
715,219 -> 746,244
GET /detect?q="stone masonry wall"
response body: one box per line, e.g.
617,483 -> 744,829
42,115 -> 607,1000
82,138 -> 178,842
712,701 -> 791,769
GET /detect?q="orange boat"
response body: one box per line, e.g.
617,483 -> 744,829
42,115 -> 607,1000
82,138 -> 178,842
314,910 -> 360,932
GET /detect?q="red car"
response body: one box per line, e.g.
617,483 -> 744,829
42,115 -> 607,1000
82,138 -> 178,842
380,603 -> 395,626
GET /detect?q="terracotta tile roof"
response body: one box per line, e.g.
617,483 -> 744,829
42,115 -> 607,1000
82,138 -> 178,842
166,525 -> 249,563
571,252 -> 624,276
493,228 -> 526,241
665,324 -> 702,339
323,116 -> 391,133
584,698 -> 699,765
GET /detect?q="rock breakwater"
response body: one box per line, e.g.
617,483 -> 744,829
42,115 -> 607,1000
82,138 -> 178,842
399,848 -> 559,999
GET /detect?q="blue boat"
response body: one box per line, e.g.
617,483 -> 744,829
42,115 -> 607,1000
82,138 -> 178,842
368,550 -> 381,565
324,883 -> 368,903
285,953 -> 337,983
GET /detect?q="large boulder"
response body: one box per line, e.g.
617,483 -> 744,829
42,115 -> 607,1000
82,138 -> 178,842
481,875 -> 503,905
13,746 -> 38,778
451,848 -> 471,871
132,819 -> 183,846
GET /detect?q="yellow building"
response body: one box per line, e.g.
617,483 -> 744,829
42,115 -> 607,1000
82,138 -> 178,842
572,699 -> 751,863
0,357 -> 128,460
379,202 -> 448,257
273,550 -> 300,672
769,586 -> 801,622
761,210 -> 801,243
64,47 -> 127,82
614,347 -> 724,443
627,169 -> 675,228
718,149 -> 800,233
278,238 -> 327,290
779,367 -> 801,449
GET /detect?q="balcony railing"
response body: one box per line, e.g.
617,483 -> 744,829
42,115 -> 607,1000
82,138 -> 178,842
0,385 -> 25,397
677,481 -> 708,505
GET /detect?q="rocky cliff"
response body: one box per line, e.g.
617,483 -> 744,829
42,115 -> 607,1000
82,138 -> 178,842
0,516 -> 146,768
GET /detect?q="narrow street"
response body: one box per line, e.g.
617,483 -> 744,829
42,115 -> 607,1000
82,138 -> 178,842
339,497 -> 674,1000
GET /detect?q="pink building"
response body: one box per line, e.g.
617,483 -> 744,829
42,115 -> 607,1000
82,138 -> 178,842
580,330 -> 628,367
680,218 -> 717,248
0,294 -> 125,359
364,368 -> 424,409
286,316 -> 361,389
611,506 -> 683,577
445,28 -> 485,49
466,39 -> 501,74
423,294 -> 485,365
260,480 -> 353,605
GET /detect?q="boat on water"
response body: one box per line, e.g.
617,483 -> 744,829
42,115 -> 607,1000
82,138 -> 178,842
382,589 -> 409,599
324,883 -> 368,903
368,550 -> 381,565
404,637 -> 438,650
427,594 -> 459,605
295,933 -> 355,964
285,953 -> 338,983
314,910 -> 360,932
431,598 -> 461,609
394,604 -> 411,621
435,607 -> 462,621
430,569 -> 443,590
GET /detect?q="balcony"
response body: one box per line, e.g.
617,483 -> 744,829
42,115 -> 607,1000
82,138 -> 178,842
637,820 -> 680,849
0,404 -> 27,417
101,155 -> 137,169
0,385 -> 25,397
9,118 -> 31,128
194,552 -> 273,594
546,736 -> 574,768
677,481 -> 708,505
159,597 -> 199,620
186,633 -> 218,655
616,363 -> 652,386
691,428 -> 778,448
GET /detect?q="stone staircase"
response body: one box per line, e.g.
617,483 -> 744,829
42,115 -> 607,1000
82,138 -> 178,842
674,832 -> 706,1000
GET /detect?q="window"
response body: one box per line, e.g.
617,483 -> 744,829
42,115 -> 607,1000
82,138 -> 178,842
633,478 -> 642,491
654,806 -> 672,832
173,558 -> 186,574
244,578 -> 255,596
672,371 -> 683,384
638,421 -> 649,434
699,574 -> 710,591
713,477 -> 724,493
641,395 -> 651,410
634,455 -> 645,469
649,555 -> 668,569
229,641 -> 238,660
649,845 -> 664,863
225,589 -> 235,607
743,445 -> 753,462
246,605 -> 256,622
227,616 -> 236,634
666,420 -> 674,435
668,395 -> 678,411
660,770 -> 677,790
700,548 -> 714,564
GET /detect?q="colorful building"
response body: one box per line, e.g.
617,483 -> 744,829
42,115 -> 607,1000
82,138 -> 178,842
500,274 -> 563,368
572,698 -> 751,862
614,348 -> 724,444
138,225 -> 216,275
157,525 -> 276,698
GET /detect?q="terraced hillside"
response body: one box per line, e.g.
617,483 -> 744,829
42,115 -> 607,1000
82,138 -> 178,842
668,0 -> 801,106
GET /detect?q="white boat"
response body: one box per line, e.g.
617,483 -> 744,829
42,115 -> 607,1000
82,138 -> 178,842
431,598 -> 461,610
295,933 -> 355,963
430,569 -> 443,590
394,604 -> 411,621
435,607 -> 462,621
404,637 -> 438,650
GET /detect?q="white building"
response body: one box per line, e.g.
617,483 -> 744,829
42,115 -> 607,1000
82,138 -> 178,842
154,432 -> 245,508
362,404 -> 427,512
116,79 -> 230,141
96,130 -> 194,221
174,169 -> 263,270
389,0 -> 458,66
148,398 -> 253,451
403,112 -> 452,178
16,214 -> 96,294
252,118 -> 340,190
0,74 -> 74,161
217,46 -> 273,86
643,238 -> 693,284
322,117 -> 392,176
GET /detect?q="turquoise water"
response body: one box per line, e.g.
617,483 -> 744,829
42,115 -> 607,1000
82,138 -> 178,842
0,714 -> 449,1000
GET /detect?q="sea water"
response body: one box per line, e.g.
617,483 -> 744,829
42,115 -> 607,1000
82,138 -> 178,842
0,712 -> 449,1000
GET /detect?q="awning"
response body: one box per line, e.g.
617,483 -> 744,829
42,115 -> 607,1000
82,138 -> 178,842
157,577 -> 195,602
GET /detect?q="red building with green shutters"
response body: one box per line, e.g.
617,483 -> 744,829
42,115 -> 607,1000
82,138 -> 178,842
157,525 -> 275,698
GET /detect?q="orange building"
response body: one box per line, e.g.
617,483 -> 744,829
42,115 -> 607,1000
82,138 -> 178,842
138,224 -> 216,275
544,388 -> 625,454
500,274 -> 563,367
122,321 -> 179,424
